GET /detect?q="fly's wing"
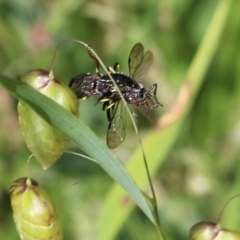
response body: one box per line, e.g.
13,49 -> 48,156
106,101 -> 126,149
128,43 -> 144,78
128,43 -> 153,82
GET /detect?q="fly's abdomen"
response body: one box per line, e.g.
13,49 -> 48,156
70,74 -> 98,98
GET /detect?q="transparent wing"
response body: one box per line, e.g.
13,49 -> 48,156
128,43 -> 144,78
128,43 -> 153,82
132,50 -> 153,82
106,101 -> 126,149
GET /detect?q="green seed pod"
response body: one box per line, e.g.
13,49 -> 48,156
18,69 -> 79,169
190,221 -> 240,240
190,222 -> 219,240
10,177 -> 63,240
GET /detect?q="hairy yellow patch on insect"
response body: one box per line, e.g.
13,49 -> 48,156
18,69 -> 79,169
10,177 -> 63,240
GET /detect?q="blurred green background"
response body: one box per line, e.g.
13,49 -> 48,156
0,0 -> 239,239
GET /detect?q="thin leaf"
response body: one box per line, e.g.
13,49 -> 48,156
0,75 -> 155,223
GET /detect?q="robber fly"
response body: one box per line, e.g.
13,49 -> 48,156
69,43 -> 162,149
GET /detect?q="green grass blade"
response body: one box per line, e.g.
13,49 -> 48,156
95,0 -> 232,239
0,75 -> 155,223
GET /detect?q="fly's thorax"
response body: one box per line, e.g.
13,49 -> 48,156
123,84 -> 161,109
122,87 -> 144,105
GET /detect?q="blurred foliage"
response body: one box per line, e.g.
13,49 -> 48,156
0,0 -> 239,240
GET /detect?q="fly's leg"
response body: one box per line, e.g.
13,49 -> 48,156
107,63 -> 120,74
87,45 -> 102,77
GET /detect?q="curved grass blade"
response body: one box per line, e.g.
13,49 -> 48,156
0,75 -> 155,223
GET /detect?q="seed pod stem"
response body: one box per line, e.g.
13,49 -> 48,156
49,39 -> 89,74
217,194 -> 240,224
